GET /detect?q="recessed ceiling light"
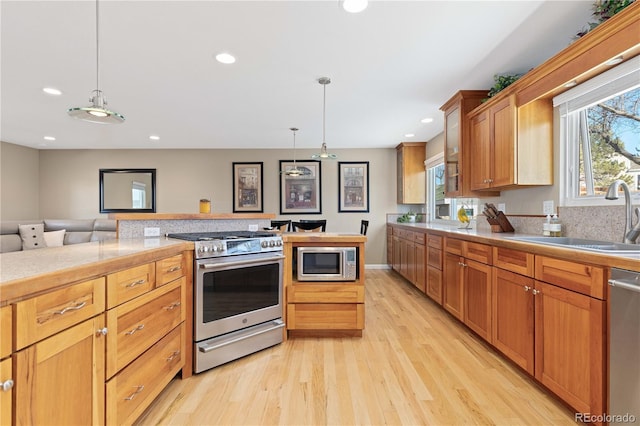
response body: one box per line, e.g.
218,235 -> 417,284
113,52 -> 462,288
404,133 -> 415,138
149,135 -> 160,141
420,117 -> 434,124
215,53 -> 236,64
43,87 -> 62,96
43,136 -> 56,141
343,0 -> 368,13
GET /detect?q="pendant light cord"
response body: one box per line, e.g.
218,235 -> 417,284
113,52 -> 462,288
322,83 -> 326,145
95,0 -> 100,92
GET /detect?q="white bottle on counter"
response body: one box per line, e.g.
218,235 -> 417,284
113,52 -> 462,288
550,214 -> 562,237
543,214 -> 551,236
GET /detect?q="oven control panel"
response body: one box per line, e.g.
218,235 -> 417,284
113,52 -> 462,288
195,236 -> 282,259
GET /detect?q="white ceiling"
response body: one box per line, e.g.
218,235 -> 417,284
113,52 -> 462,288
1,0 -> 593,151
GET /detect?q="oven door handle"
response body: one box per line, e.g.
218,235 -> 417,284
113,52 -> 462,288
198,319 -> 285,353
199,254 -> 285,269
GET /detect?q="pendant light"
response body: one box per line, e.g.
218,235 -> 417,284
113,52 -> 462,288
67,0 -> 124,124
311,77 -> 337,160
283,128 -> 309,177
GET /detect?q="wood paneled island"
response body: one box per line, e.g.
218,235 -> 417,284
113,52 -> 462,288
282,233 -> 367,338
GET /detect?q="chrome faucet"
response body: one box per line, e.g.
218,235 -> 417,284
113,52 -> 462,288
605,180 -> 640,244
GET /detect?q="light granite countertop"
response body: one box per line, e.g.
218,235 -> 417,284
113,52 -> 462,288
388,221 -> 640,273
0,238 -> 192,304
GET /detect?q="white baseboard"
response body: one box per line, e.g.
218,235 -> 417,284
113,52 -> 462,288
365,264 -> 391,270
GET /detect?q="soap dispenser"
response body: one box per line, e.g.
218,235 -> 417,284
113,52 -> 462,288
543,214 -> 551,236
550,214 -> 562,237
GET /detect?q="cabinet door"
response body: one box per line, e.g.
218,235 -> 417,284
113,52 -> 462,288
470,111 -> 491,191
400,239 -> 416,283
490,96 -> 516,188
492,268 -> 534,374
415,242 -> 426,293
392,236 -> 401,272
15,315 -> 106,426
1,305 -> 11,359
443,253 -> 464,320
426,266 -> 442,305
0,357 -> 12,426
444,107 -> 461,196
534,280 -> 605,416
464,260 -> 492,342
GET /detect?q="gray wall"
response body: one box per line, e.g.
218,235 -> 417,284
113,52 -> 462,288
0,142 -> 398,265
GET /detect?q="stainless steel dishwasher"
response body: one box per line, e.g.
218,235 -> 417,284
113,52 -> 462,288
608,268 -> 640,424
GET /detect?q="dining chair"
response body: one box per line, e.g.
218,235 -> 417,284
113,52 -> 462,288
292,221 -> 326,232
360,220 -> 369,235
270,220 -> 292,232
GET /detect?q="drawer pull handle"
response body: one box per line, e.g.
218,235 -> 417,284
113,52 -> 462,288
125,324 -> 145,335
168,266 -> 182,272
532,289 -> 540,296
126,279 -> 146,288
164,302 -> 181,311
1,380 -> 13,392
524,285 -> 531,292
54,301 -> 87,316
96,327 -> 108,336
124,385 -> 145,401
166,350 -> 181,362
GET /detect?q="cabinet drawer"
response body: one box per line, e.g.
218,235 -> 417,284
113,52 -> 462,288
427,234 -> 442,250
288,284 -> 364,304
535,256 -> 605,299
493,246 -> 534,277
445,237 -> 463,255
15,277 -> 106,350
414,232 -> 426,245
464,241 -> 492,265
1,306 -> 11,358
106,278 -> 185,378
0,357 -> 12,426
287,303 -> 364,330
106,323 -> 184,426
107,263 -> 156,308
427,246 -> 442,269
156,254 -> 186,287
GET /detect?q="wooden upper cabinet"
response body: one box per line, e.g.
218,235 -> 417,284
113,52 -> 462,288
440,90 -> 498,197
469,95 -> 552,191
396,142 -> 426,204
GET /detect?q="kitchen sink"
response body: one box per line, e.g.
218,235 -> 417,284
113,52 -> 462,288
505,236 -> 640,254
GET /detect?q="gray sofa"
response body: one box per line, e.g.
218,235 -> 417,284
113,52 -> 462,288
0,219 -> 117,253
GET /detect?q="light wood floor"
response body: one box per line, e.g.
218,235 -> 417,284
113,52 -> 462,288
135,269 -> 576,425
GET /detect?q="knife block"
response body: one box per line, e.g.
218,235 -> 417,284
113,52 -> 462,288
486,211 -> 515,233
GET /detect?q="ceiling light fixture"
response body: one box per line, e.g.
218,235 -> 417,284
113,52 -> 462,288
283,127 -> 309,177
215,53 -> 236,64
343,0 -> 368,13
43,136 -> 56,141
311,77 -> 337,160
404,133 -> 415,138
43,87 -> 62,96
67,0 -> 124,124
149,135 -> 160,141
420,117 -> 434,124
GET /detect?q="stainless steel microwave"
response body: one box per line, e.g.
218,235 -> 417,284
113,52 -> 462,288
296,246 -> 357,282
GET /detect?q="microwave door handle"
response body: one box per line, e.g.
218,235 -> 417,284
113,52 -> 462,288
199,254 -> 285,269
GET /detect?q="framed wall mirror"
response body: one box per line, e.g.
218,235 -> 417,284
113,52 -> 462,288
99,168 -> 156,213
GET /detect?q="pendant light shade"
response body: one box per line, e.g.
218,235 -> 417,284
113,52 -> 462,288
283,128 -> 310,177
68,0 -> 124,124
311,77 -> 337,160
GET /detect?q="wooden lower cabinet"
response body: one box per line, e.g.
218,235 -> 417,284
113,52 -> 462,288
0,358 -> 12,426
14,315 -> 106,426
443,252 -> 464,320
414,241 -> 426,293
426,266 -> 442,305
464,259 -> 492,342
287,284 -> 365,330
389,226 -> 426,292
106,324 -> 184,425
492,267 -> 605,416
535,280 -> 605,416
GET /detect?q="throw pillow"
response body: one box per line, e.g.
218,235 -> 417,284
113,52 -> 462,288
43,229 -> 66,247
18,223 -> 47,250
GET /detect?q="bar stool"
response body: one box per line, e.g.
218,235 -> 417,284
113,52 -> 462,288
270,220 -> 292,232
360,220 -> 369,235
292,221 -> 326,232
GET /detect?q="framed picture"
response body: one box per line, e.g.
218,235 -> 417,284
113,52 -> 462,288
279,160 -> 322,214
232,162 -> 263,212
338,161 -> 369,212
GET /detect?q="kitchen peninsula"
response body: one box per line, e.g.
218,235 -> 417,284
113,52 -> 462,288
283,233 -> 367,337
0,238 -> 193,425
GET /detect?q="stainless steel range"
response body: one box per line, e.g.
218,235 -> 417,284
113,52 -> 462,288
168,231 -> 285,373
